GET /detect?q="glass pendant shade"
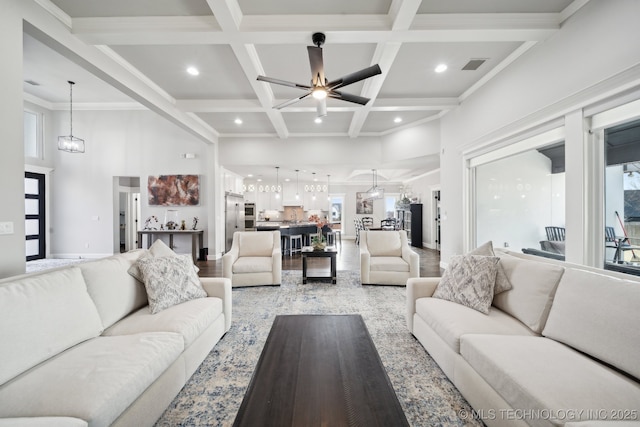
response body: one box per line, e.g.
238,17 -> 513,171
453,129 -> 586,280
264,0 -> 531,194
58,81 -> 85,153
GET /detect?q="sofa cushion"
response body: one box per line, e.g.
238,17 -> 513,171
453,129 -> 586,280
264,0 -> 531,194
80,250 -> 148,329
460,335 -> 640,427
103,297 -> 223,347
370,257 -> 410,272
542,267 -> 640,380
415,298 -> 536,353
0,418 -> 88,427
0,333 -> 183,427
238,232 -> 274,257
492,253 -> 564,333
0,267 -> 103,386
469,241 -> 512,294
366,231 -> 402,257
136,254 -> 207,314
433,255 -> 499,314
232,256 -> 274,273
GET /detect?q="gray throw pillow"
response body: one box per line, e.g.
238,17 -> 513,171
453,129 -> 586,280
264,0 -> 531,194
433,254 -> 499,315
136,254 -> 207,314
469,241 -> 512,294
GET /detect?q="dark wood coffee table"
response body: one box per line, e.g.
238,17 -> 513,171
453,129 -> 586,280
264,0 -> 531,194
233,314 -> 409,426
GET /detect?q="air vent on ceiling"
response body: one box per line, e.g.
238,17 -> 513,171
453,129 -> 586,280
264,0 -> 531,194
24,80 -> 40,86
462,59 -> 487,71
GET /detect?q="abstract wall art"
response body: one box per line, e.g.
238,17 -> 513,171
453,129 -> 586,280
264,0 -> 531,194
148,175 -> 200,206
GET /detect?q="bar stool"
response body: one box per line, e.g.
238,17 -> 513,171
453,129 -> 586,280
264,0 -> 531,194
288,234 -> 302,256
327,230 -> 341,246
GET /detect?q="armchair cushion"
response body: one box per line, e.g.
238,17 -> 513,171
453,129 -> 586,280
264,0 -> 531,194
238,232 -> 274,257
232,257 -> 275,274
370,257 -> 411,272
365,232 -> 402,257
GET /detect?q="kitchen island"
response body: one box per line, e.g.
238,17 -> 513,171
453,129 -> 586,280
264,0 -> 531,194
256,222 -> 319,252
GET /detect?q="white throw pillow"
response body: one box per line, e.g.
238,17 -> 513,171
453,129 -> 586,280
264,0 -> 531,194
469,241 -> 512,294
127,239 -> 197,282
136,254 -> 207,314
433,254 -> 499,315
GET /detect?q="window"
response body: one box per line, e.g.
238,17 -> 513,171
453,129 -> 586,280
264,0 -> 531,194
24,110 -> 42,159
469,127 -> 565,256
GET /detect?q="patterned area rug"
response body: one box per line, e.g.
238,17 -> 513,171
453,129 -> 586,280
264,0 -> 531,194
155,270 -> 482,427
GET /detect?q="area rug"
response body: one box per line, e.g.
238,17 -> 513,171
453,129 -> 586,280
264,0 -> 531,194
155,270 -> 482,427
25,258 -> 89,273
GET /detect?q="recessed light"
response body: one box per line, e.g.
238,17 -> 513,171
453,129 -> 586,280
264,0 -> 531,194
315,117 -> 322,124
234,118 -> 243,125
435,64 -> 448,73
186,66 -> 199,76
247,174 -> 253,178
394,117 -> 402,123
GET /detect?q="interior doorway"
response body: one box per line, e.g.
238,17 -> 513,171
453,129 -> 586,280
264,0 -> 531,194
114,177 -> 141,253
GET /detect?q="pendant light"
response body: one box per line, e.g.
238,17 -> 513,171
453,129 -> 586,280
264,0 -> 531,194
295,169 -> 300,200
275,166 -> 281,199
311,172 -> 317,200
327,174 -> 331,201
58,81 -> 85,153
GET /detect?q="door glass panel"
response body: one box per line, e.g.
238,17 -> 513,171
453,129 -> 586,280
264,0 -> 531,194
604,118 -> 640,271
25,199 -> 39,215
25,219 -> 39,236
26,239 -> 39,257
25,178 -> 39,195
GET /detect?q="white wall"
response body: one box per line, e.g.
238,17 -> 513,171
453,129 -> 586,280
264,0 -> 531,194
440,0 -> 640,261
0,3 -> 27,278
48,109 -> 214,258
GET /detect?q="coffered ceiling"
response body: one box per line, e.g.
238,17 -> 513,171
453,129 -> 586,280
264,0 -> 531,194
22,0 -> 586,182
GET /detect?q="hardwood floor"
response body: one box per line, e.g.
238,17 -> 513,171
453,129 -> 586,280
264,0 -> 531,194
196,239 -> 443,278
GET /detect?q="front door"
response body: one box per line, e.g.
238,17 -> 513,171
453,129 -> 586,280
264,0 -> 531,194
25,172 -> 46,261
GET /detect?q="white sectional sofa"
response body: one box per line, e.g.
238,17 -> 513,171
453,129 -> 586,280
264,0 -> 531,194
407,250 -> 640,427
0,249 -> 232,427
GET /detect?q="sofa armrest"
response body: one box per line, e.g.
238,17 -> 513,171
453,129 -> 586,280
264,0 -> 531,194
0,417 -> 88,427
359,247 -> 371,284
200,277 -> 232,332
221,248 -> 238,280
406,277 -> 441,332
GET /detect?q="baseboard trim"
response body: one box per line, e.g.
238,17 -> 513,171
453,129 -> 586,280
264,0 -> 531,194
50,253 -> 113,259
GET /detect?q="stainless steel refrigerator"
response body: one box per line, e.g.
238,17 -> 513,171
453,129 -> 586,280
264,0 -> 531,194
225,192 -> 245,252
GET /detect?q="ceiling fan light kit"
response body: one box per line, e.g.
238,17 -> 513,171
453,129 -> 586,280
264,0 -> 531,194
257,32 -> 381,118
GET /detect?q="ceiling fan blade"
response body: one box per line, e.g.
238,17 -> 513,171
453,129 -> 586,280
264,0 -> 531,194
317,98 -> 327,117
257,75 -> 311,90
327,64 -> 382,90
307,46 -> 325,87
274,92 -> 311,109
329,90 -> 371,105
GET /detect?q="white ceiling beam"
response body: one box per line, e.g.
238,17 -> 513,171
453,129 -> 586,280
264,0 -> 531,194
205,0 -> 289,138
70,14 -> 560,46
21,4 -> 217,144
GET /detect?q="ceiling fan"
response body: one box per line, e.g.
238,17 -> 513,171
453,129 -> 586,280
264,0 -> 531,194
257,32 -> 382,117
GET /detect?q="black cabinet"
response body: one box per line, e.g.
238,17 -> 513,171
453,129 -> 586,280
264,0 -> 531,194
409,204 -> 423,247
396,204 -> 423,247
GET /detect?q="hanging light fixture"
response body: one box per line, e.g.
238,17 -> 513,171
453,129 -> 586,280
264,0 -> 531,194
295,169 -> 300,200
311,172 -> 317,200
275,166 -> 281,199
327,174 -> 331,201
366,169 -> 384,200
58,81 -> 85,153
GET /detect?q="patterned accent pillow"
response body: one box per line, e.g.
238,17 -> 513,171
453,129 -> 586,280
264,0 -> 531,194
128,239 -> 198,282
433,254 -> 500,314
136,254 -> 207,314
469,241 -> 512,294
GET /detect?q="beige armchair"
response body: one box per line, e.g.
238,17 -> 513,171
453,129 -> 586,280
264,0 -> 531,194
360,230 -> 419,285
222,230 -> 282,287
